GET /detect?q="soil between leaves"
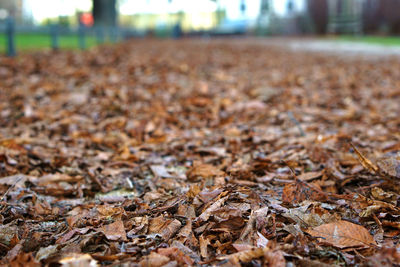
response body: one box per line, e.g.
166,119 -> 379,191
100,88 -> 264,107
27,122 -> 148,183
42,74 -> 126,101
1,39 -> 400,266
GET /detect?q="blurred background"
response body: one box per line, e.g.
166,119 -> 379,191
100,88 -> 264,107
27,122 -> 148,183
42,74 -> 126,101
1,0 -> 400,53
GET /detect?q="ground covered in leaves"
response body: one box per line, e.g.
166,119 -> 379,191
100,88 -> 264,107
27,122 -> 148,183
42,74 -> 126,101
1,38 -> 400,266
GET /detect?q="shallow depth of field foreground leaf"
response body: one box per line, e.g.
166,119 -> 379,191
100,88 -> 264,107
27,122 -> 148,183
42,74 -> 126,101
306,220 -> 376,249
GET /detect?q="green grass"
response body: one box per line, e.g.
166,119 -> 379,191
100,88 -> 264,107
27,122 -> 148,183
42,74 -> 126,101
339,35 -> 400,46
0,33 -> 98,53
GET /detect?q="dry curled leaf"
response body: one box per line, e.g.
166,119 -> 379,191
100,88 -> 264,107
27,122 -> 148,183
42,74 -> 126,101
351,143 -> 400,183
350,143 -> 379,174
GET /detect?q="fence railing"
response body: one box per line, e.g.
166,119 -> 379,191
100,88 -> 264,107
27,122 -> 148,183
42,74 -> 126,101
1,17 -> 145,57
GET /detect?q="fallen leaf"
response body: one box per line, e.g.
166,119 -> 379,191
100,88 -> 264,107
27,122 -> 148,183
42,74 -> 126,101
282,180 -> 327,204
350,143 -> 379,174
150,165 -> 173,178
187,163 -> 224,182
99,220 -> 127,241
9,253 -> 40,267
306,220 -> 376,249
196,195 -> 229,223
59,254 -> 98,267
148,216 -> 182,240
139,252 -> 170,267
377,153 -> 400,179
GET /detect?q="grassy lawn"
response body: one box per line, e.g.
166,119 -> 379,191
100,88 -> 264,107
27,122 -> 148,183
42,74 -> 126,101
0,33 -> 98,53
339,35 -> 400,46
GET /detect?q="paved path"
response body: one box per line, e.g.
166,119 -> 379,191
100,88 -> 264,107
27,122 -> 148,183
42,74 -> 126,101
281,38 -> 400,58
219,37 -> 400,59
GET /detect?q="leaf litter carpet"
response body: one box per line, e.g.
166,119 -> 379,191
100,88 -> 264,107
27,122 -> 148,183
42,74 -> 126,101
1,39 -> 400,266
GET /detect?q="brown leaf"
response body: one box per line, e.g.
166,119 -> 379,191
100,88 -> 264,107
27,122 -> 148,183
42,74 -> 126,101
37,173 -> 82,186
199,235 -> 210,258
157,247 -> 194,266
187,163 -> 224,182
306,220 -> 376,249
350,143 -> 379,174
297,171 -> 323,181
99,220 -> 127,241
217,247 -> 272,264
9,253 -> 40,267
264,249 -> 286,267
282,180 -> 327,204
148,216 -> 182,240
376,154 -> 400,178
139,252 -> 170,267
196,195 -> 229,223
58,254 -> 98,267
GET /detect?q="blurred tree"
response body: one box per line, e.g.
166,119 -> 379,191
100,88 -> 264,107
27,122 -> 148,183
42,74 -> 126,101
362,0 -> 382,33
380,0 -> 400,34
92,0 -> 117,26
362,0 -> 400,34
307,0 -> 328,34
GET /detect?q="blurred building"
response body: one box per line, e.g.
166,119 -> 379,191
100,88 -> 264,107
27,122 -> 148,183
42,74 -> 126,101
215,0 -> 307,35
119,0 -> 219,32
307,0 -> 400,35
327,0 -> 362,34
362,0 -> 400,34
362,0 -> 381,33
277,0 -> 309,34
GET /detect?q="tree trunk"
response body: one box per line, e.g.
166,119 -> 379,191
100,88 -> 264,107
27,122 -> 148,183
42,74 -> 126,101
307,0 -> 329,34
92,0 -> 117,26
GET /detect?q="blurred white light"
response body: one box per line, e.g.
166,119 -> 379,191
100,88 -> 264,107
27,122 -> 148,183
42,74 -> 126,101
0,9 -> 9,20
26,0 -> 92,22
119,0 -> 217,15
